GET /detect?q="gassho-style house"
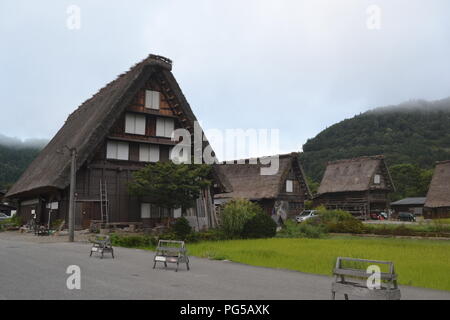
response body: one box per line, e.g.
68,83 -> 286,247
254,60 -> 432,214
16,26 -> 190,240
5,54 -> 234,231
313,155 -> 395,218
214,153 -> 312,223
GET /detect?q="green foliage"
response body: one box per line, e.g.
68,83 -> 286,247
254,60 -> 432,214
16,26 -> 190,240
128,162 -> 212,209
242,212 -> 277,239
172,217 -> 192,240
0,144 -> 42,189
306,207 -> 365,234
220,199 -> 263,239
300,99 -> 450,185
306,176 -> 319,196
389,163 -> 433,201
277,220 -> 326,238
109,234 -> 157,248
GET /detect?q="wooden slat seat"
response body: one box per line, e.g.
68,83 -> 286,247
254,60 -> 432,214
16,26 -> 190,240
331,257 -> 401,300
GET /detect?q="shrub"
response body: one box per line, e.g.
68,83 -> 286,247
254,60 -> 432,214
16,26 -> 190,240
277,220 -> 326,239
242,212 -> 277,239
326,219 -> 366,234
172,217 -> 192,240
306,207 -> 364,234
109,234 -> 156,248
220,199 -> 263,239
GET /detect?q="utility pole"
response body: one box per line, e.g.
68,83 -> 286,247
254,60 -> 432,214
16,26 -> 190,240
68,147 -> 77,242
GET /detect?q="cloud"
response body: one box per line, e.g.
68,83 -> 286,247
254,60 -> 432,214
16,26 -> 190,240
1,0 -> 449,159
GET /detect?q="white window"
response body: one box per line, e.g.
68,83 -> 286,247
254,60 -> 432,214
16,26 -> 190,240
141,203 -> 151,218
46,202 -> 59,210
173,208 -> 182,218
125,113 -> 146,135
139,144 -> 160,162
156,117 -> 174,138
374,174 -> 381,184
107,141 -> 129,160
286,180 -> 294,193
145,90 -> 160,110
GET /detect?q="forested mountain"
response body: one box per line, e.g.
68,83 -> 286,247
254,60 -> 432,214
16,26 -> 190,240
300,97 -> 450,199
0,136 -> 47,190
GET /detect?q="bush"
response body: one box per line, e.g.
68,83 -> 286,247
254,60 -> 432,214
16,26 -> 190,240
242,212 -> 277,239
326,219 -> 366,234
277,220 -> 326,239
109,234 -> 156,248
306,207 -> 365,234
220,199 -> 263,239
172,217 -> 192,240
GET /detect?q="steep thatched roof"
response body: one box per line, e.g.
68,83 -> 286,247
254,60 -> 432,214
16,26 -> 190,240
317,155 -> 394,194
425,160 -> 450,208
215,153 -> 311,200
6,54 -> 230,198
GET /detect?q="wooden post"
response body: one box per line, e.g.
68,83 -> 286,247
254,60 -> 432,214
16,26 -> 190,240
68,148 -> 77,242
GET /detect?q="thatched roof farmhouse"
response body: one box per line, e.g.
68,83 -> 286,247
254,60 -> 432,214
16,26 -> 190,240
6,54 -> 230,230
314,155 -> 395,217
215,153 -> 312,221
424,160 -> 450,218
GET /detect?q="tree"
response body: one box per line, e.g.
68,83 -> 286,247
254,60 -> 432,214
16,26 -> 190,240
128,162 -> 212,209
389,163 -> 432,201
220,199 -> 263,239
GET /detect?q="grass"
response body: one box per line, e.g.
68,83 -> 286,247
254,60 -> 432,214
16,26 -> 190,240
184,236 -> 450,292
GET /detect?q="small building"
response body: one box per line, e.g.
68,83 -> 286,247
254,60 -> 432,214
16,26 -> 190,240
390,197 -> 426,216
5,54 -> 231,230
0,190 -> 16,216
214,153 -> 312,223
314,155 -> 395,218
424,160 -> 450,218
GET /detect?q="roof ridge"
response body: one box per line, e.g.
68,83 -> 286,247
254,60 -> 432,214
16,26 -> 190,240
66,54 -> 172,121
327,155 -> 385,165
220,152 -> 299,165
435,160 -> 450,165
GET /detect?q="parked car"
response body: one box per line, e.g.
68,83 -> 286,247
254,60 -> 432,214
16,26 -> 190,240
0,212 -> 11,222
295,210 -> 317,223
398,212 -> 416,222
370,211 -> 388,220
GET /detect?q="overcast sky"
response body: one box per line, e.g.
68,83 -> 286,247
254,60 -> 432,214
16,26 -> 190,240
1,0 -> 450,160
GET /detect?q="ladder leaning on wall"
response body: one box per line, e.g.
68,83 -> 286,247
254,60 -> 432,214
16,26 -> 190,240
99,180 -> 109,226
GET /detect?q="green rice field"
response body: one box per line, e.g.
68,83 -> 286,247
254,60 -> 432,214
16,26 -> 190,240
186,236 -> 450,291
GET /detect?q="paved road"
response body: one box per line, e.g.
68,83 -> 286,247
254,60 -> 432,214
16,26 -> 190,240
0,237 -> 449,300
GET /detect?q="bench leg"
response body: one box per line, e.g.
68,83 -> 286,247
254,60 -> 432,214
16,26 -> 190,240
153,261 -> 157,269
176,262 -> 179,272
344,294 -> 349,300
186,262 -> 190,271
111,248 -> 114,259
164,262 -> 167,268
331,291 -> 335,300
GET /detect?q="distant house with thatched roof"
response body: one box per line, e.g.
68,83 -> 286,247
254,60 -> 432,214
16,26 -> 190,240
215,153 -> 312,223
5,54 -> 230,230
314,155 -> 395,218
424,160 -> 450,218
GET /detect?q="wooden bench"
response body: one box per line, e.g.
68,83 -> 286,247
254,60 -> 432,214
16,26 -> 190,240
153,240 -> 190,272
331,257 -> 401,300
